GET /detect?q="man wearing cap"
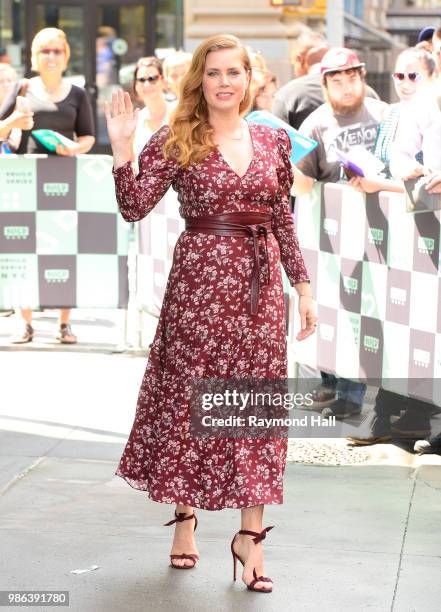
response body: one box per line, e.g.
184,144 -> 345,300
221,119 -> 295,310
418,26 -> 435,51
273,37 -> 379,132
293,48 -> 388,420
293,47 -> 388,197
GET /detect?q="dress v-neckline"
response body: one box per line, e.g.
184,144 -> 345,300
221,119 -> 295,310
215,121 -> 256,180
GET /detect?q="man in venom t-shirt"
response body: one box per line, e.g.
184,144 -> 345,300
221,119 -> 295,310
294,48 -> 388,419
294,47 -> 388,195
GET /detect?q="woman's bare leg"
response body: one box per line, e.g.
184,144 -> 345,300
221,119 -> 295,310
59,308 -> 71,325
20,308 -> 33,324
58,309 -> 77,343
169,503 -> 199,568
233,504 -> 272,591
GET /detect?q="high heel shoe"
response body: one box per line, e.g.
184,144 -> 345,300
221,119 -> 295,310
230,526 -> 274,593
164,510 -> 199,569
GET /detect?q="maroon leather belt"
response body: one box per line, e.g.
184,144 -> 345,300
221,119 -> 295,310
185,212 -> 273,316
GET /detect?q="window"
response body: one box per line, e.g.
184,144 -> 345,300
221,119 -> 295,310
156,0 -> 183,51
344,0 -> 364,20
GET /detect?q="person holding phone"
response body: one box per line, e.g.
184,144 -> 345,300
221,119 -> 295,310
292,48 -> 388,419
292,47 -> 388,197
349,47 -> 440,195
0,27 -> 95,344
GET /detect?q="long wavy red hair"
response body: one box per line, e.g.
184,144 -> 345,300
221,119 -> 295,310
163,34 -> 253,166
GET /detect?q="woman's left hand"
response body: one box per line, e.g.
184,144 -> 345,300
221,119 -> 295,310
296,295 -> 318,342
55,143 -> 80,156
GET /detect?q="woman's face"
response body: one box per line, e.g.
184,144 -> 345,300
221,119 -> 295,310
255,81 -> 277,111
35,37 -> 67,76
134,65 -> 164,105
0,66 -> 16,105
393,56 -> 429,102
202,47 -> 250,115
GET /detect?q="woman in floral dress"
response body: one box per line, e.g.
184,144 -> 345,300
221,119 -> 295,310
105,34 -> 317,593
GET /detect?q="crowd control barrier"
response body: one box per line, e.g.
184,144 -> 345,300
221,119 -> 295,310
290,183 -> 441,405
135,187 -> 184,317
0,155 -> 130,310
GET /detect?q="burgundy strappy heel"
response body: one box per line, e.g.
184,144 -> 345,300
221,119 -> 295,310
230,526 -> 274,593
164,510 -> 199,569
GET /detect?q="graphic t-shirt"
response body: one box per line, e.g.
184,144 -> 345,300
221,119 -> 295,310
297,97 -> 388,183
272,71 -> 380,131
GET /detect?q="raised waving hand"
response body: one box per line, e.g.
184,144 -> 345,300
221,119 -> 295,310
104,90 -> 139,164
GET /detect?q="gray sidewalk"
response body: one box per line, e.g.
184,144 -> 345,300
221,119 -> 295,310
1,310 -> 441,611
1,440 -> 441,612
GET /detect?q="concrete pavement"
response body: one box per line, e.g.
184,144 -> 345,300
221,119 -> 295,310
1,310 -> 440,611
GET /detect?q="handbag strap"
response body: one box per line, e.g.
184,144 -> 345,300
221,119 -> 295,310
17,79 -> 30,97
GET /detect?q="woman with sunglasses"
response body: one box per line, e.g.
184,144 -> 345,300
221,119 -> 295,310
132,57 -> 176,159
349,47 -> 438,194
0,27 -> 95,344
380,48 -> 437,178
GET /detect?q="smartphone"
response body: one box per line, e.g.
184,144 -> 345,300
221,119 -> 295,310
342,161 -> 365,179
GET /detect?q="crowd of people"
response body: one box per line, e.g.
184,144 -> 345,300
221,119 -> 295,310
1,25 -> 440,458
2,24 -> 441,595
271,28 -> 441,456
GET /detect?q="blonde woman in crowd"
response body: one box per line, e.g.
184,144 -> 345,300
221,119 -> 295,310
250,71 -> 278,112
0,27 -> 95,344
349,47 -> 439,194
162,50 -> 192,101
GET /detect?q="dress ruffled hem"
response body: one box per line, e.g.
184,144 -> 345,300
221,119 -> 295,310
115,469 -> 284,511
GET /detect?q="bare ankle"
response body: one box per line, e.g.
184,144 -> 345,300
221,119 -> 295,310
176,504 -> 192,514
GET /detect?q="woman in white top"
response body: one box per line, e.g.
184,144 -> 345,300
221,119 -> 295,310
350,47 -> 439,194
132,57 -> 176,159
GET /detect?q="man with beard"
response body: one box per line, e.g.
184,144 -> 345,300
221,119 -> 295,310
273,35 -> 379,131
294,48 -> 388,420
294,47 -> 388,196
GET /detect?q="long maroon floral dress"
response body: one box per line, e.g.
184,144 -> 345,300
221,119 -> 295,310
112,122 -> 309,510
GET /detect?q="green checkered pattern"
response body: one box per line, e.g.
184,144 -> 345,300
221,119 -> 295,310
0,156 -> 130,309
290,183 -> 441,404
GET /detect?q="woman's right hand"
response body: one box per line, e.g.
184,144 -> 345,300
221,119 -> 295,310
104,89 -> 139,150
9,109 -> 34,131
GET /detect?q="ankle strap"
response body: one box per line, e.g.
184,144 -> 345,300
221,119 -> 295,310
238,525 -> 274,544
164,510 -> 196,527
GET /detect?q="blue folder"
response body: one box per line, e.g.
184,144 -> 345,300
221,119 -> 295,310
246,110 -> 317,164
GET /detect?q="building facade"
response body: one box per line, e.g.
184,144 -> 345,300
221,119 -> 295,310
0,0 -> 183,150
387,0 -> 441,46
184,1 -> 401,100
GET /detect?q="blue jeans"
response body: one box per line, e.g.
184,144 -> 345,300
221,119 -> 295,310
321,373 -> 366,407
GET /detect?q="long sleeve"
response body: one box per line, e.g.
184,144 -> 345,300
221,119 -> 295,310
271,127 -> 310,286
389,98 -> 441,178
112,125 -> 179,222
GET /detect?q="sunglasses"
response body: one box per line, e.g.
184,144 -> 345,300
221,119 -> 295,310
39,48 -> 64,56
392,72 -> 421,82
136,75 -> 160,84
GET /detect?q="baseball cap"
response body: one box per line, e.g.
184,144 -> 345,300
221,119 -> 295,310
320,47 -> 365,75
417,26 -> 435,43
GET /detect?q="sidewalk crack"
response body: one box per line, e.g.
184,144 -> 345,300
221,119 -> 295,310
0,456 -> 46,497
390,478 -> 417,612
